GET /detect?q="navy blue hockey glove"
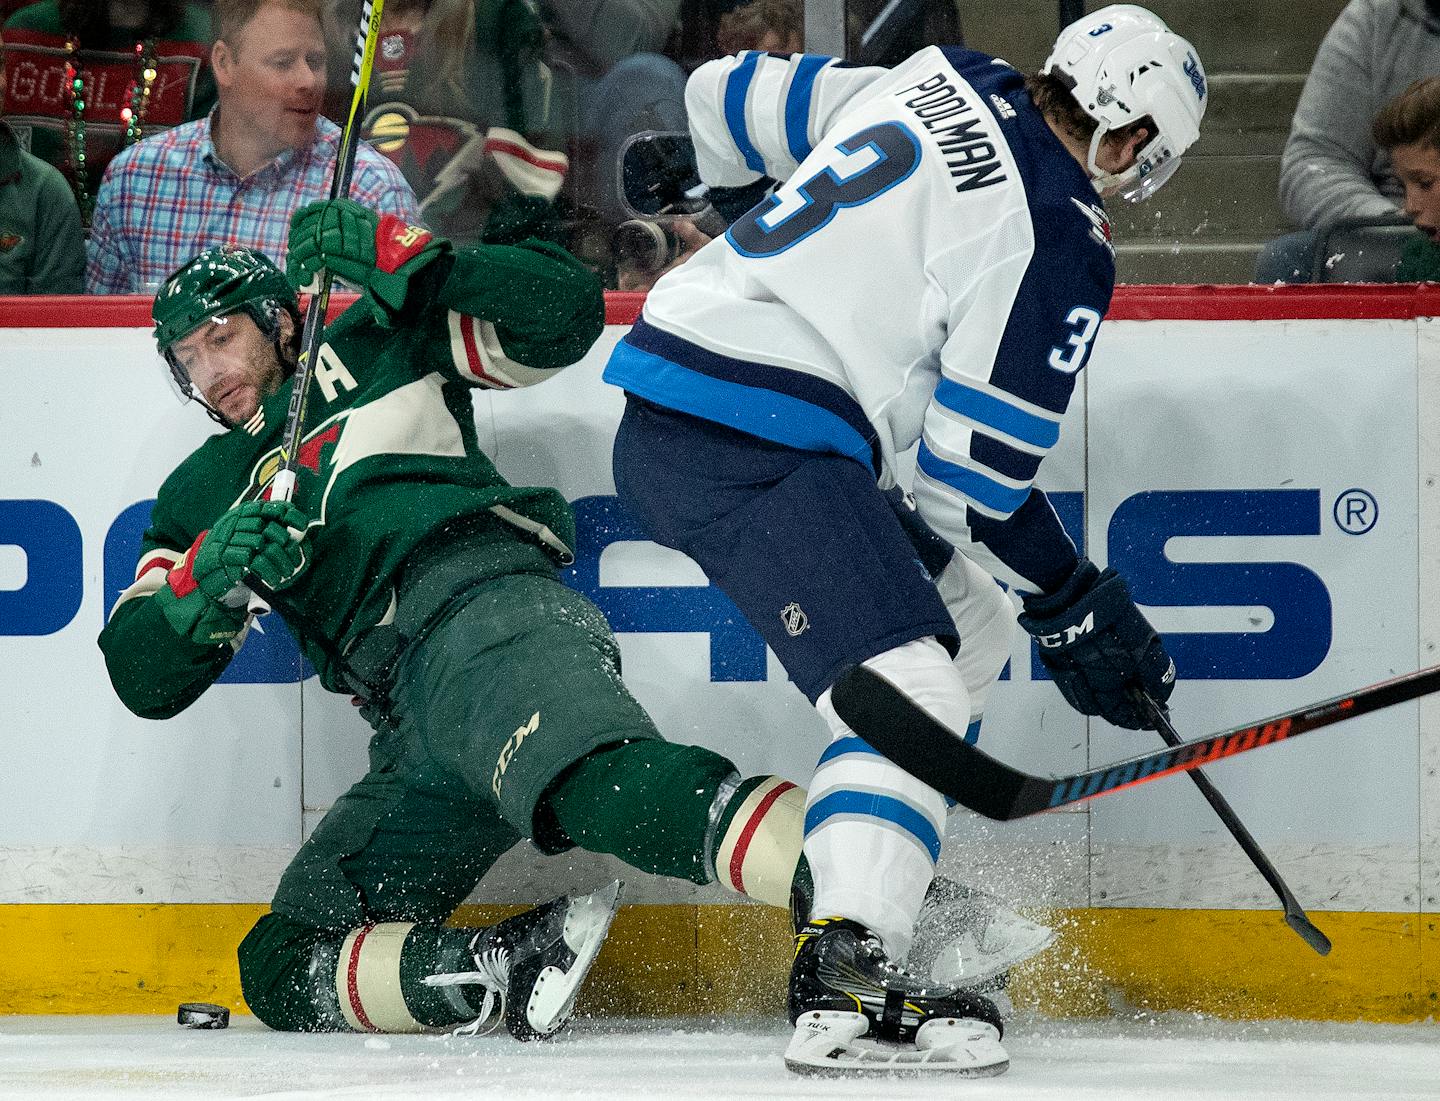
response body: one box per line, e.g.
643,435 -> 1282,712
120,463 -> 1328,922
1017,559 -> 1175,730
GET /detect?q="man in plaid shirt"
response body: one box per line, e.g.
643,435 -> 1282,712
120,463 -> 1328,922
86,0 -> 419,294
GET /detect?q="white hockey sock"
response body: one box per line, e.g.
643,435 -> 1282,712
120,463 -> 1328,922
935,551 -> 1016,727
804,637 -> 966,958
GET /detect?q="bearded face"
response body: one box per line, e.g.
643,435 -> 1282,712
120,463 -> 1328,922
168,312 -> 288,426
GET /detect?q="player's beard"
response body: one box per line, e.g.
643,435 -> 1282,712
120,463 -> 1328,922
210,345 -> 286,428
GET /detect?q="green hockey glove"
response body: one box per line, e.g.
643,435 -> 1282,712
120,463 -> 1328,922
153,501 -> 309,645
287,198 -> 449,324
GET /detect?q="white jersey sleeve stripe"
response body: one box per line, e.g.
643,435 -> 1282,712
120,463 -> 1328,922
928,400 -> 1049,456
447,311 -> 526,390
923,426 -> 1040,490
135,548 -> 180,580
916,441 -> 1030,517
110,564 -> 169,615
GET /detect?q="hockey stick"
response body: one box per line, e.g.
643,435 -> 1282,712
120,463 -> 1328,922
270,0 -> 385,507
830,661 -> 1440,822
238,0 -> 384,614
1141,695 -> 1331,956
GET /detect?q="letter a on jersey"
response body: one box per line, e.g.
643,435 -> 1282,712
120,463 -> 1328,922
315,344 -> 359,403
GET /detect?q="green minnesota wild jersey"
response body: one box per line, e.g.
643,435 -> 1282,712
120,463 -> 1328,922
100,241 -> 603,719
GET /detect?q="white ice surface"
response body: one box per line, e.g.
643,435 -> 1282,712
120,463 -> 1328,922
0,1013 -> 1435,1100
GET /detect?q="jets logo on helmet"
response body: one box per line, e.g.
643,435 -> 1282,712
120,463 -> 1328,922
1043,4 -> 1207,203
1183,53 -> 1206,101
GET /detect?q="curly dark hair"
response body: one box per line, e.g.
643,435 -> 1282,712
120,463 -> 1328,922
57,0 -> 187,40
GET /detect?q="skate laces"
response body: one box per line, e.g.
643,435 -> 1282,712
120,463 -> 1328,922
422,945 -> 511,1036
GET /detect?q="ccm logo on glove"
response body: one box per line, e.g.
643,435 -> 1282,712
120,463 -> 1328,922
1018,558 -> 1176,730
1033,612 -> 1095,648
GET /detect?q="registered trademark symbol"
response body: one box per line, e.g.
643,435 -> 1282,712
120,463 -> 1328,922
1333,488 -> 1377,534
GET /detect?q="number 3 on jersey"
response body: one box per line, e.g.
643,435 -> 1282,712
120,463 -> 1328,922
1047,306 -> 1102,373
728,122 -> 922,257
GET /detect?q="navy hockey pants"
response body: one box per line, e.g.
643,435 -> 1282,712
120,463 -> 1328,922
613,395 -> 957,702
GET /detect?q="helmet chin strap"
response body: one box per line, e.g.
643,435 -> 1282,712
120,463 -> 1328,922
1085,127 -> 1135,198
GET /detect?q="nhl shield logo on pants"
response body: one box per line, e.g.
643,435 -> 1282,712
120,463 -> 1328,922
780,602 -> 809,637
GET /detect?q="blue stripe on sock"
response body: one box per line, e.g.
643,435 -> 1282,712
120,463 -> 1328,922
804,790 -> 942,862
816,735 -> 885,768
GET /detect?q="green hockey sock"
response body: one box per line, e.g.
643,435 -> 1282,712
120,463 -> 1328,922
542,738 -> 737,883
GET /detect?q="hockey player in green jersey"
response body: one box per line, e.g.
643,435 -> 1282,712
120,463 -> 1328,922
99,201 -> 1052,1039
97,205 -> 821,1038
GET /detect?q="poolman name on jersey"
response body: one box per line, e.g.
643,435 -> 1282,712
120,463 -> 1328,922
896,71 -> 1009,194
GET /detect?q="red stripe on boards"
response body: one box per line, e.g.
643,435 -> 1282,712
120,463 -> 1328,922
10,287 -> 1440,329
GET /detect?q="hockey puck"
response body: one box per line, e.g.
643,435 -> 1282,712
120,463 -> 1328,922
177,1003 -> 230,1029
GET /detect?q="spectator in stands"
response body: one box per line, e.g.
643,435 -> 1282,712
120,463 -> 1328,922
1,1 -> 215,226
530,0 -> 684,244
553,0 -> 798,279
323,0 -> 567,246
0,36 -> 83,292
86,0 -> 418,293
602,0 -> 804,290
1255,0 -> 1440,282
1373,76 -> 1440,281
541,0 -> 679,78
714,0 -> 801,54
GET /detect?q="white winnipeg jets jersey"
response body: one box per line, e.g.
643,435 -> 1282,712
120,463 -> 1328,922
603,46 -> 1116,594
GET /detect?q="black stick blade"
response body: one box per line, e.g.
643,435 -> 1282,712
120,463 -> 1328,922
1284,910 -> 1333,957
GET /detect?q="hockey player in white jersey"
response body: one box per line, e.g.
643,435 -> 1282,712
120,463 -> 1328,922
603,5 -> 1203,1077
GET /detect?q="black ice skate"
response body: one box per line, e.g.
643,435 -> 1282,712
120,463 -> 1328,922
790,872 -> 1053,1006
425,880 -> 622,1041
784,916 -> 1009,1077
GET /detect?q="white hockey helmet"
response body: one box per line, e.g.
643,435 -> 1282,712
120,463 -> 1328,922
1042,4 -> 1207,202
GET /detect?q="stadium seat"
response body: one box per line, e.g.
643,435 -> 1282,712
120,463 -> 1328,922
1310,216 -> 1415,283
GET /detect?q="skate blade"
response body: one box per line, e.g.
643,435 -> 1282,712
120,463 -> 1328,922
784,1011 -> 1009,1079
930,912 -> 1057,989
525,880 -> 623,1038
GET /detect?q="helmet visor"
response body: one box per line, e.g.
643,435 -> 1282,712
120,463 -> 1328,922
1090,129 -> 1183,203
1120,147 -> 1182,202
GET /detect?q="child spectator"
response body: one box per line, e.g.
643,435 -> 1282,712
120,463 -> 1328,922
1255,0 -> 1440,282
1373,75 -> 1440,280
